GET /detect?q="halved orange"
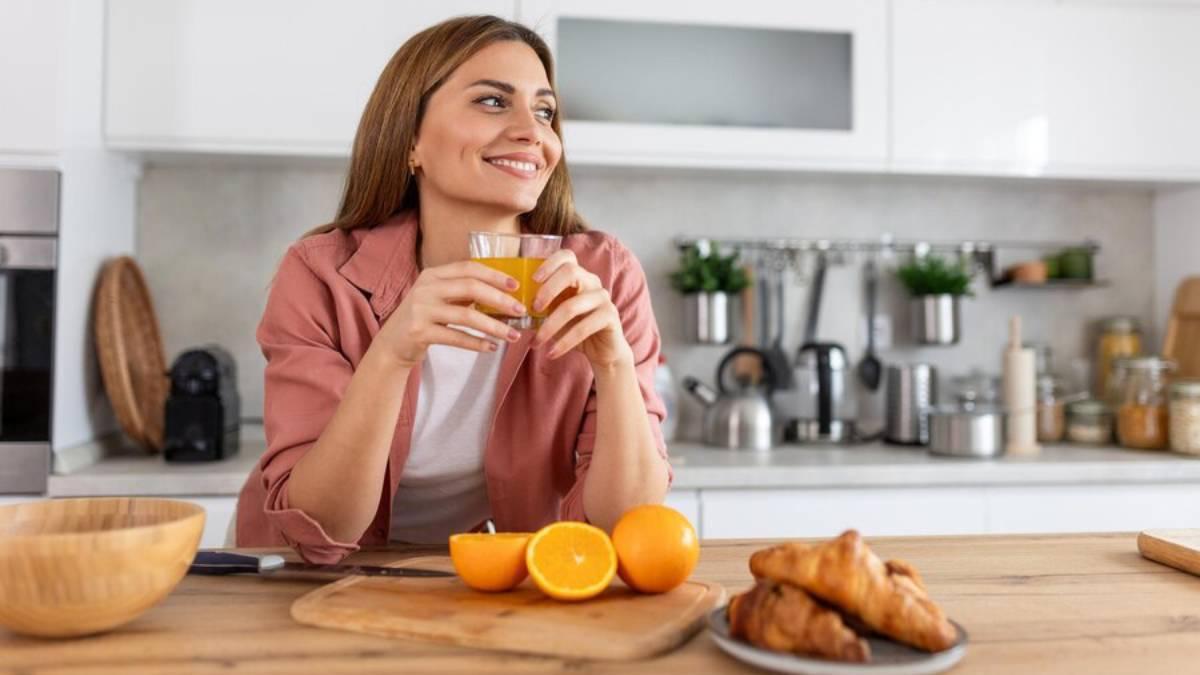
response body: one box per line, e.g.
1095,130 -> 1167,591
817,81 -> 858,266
525,522 -> 617,602
449,532 -> 532,592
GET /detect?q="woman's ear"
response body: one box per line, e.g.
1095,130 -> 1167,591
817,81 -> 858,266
408,144 -> 421,171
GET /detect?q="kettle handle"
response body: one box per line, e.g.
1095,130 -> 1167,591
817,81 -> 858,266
715,347 -> 776,395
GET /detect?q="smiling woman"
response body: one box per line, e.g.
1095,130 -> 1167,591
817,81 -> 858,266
235,16 -> 671,563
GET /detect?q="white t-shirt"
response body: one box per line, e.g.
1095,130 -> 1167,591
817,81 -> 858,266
389,339 -> 505,544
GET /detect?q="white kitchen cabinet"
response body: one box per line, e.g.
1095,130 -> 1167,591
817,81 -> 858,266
104,0 -> 513,155
701,487 -> 990,539
892,0 -> 1200,180
0,0 -> 64,154
700,483 -> 1200,539
984,484 -> 1200,534
178,496 -> 238,549
664,489 -> 701,535
520,0 -> 888,171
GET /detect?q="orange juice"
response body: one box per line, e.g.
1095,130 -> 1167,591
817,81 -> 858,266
476,257 -> 547,318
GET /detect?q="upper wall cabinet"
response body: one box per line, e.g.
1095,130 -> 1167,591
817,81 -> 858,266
892,0 -> 1200,180
520,0 -> 888,171
0,0 -> 64,155
104,1 -> 513,155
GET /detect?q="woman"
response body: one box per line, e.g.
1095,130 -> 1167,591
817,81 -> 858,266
236,15 -> 670,564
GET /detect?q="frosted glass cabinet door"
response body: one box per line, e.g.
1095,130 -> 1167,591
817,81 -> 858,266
520,1 -> 888,171
104,1 -> 513,155
893,0 -> 1200,180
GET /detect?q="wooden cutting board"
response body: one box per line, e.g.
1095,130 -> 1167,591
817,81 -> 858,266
1137,530 -> 1200,576
1163,276 -> 1200,379
291,556 -> 726,661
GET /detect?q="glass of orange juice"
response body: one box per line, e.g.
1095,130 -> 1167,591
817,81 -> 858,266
469,231 -> 562,328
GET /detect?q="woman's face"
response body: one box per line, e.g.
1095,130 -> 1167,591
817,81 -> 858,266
411,40 -> 562,216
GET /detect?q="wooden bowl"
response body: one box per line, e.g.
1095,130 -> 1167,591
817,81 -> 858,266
0,497 -> 205,638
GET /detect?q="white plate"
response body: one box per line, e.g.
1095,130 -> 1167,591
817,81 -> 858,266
707,606 -> 968,675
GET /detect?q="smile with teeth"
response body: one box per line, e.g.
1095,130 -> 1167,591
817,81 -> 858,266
487,158 -> 539,175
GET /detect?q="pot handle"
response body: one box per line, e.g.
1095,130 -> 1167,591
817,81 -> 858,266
716,346 -> 775,395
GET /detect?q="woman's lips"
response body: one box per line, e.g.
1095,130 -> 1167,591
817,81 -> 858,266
485,157 -> 540,179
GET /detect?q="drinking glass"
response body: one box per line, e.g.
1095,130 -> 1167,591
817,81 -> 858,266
468,232 -> 562,328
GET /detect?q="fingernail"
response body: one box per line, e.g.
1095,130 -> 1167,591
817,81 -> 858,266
511,303 -> 527,315
487,341 -> 498,352
547,343 -> 560,359
506,277 -> 519,290
532,299 -> 545,312
508,329 -> 521,342
533,269 -> 546,282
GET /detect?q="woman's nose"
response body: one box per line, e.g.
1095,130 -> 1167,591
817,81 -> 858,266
505,109 -> 544,145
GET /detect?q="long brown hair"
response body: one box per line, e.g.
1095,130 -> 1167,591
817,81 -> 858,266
310,15 -> 585,238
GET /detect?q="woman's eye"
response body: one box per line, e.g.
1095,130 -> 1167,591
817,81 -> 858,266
476,95 -> 506,109
536,107 -> 556,122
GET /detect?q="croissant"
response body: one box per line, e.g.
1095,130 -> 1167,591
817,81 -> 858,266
749,530 -> 957,653
728,580 -> 870,662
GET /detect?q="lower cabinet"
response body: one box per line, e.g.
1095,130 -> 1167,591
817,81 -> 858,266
698,484 -> 1200,539
177,496 -> 238,549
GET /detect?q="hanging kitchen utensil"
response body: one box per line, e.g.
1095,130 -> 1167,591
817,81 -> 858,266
763,252 -> 793,390
1163,276 -> 1200,379
857,256 -> 883,391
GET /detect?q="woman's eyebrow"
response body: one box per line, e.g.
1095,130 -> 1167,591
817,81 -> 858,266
468,79 -> 556,99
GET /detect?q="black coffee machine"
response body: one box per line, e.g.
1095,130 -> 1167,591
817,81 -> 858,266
163,345 -> 240,462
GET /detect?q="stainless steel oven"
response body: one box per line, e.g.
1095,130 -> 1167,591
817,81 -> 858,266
0,169 -> 58,493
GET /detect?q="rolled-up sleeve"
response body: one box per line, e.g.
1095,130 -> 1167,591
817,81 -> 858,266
256,246 -> 361,563
561,243 -> 672,522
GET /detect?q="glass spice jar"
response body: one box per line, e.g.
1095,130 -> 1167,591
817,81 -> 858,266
1116,357 -> 1175,450
1066,399 -> 1113,445
1096,317 -> 1142,399
1169,379 -> 1200,456
1036,374 -> 1066,443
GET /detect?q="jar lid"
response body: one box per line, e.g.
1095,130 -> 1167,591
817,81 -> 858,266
1067,399 -> 1109,415
1122,356 -> 1177,371
1101,316 -> 1141,333
1171,379 -> 1200,397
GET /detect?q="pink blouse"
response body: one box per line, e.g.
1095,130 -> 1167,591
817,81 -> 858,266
235,212 -> 670,563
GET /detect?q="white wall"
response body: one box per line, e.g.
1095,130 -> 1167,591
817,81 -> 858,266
1153,187 -> 1200,346
49,0 -> 139,451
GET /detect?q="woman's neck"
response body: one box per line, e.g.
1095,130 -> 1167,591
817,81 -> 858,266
417,195 -> 521,269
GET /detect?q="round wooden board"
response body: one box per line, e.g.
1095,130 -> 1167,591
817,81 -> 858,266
93,256 -> 169,452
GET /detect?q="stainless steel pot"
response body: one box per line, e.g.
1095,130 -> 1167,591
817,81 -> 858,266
928,406 -> 1006,458
912,294 -> 961,346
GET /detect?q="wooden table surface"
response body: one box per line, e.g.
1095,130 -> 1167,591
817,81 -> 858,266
3,533 -> 1198,674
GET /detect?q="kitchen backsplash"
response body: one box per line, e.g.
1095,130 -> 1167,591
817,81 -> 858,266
137,164 -> 1154,440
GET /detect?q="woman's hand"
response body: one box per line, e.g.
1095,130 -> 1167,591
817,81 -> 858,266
375,261 -> 526,369
531,250 -> 634,370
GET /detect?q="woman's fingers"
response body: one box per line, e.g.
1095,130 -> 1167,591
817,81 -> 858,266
532,249 -> 578,284
533,262 -> 599,314
429,305 -> 520,343
546,310 -> 612,359
534,290 -> 607,347
422,324 -> 501,353
436,278 -> 526,317
426,260 -> 519,291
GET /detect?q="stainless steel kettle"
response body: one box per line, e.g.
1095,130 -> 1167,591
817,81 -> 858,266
682,346 -> 780,450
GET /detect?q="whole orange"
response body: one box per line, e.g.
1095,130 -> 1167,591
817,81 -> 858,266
612,505 -> 699,594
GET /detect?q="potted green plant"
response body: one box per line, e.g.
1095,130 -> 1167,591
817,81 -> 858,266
670,244 -> 750,344
896,256 -> 973,345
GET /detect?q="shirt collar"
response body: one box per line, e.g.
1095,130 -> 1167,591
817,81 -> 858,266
338,211 -> 420,320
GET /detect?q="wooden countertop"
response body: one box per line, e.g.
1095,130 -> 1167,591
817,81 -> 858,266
3,533 -> 1196,673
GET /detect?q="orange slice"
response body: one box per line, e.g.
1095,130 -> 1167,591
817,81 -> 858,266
449,532 -> 532,592
525,521 -> 617,601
